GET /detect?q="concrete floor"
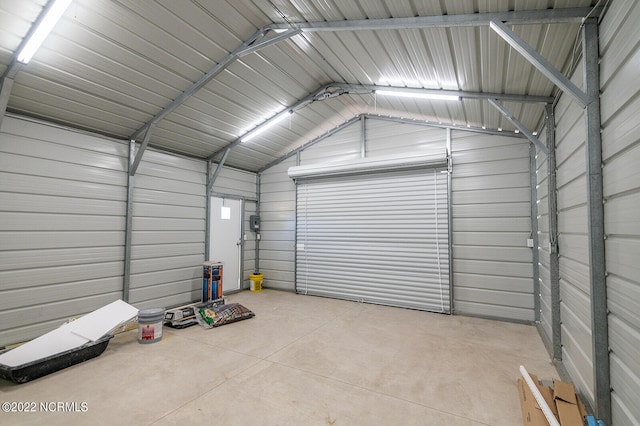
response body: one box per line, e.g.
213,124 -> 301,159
0,289 -> 558,425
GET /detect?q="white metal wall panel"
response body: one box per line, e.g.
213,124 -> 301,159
535,131 -> 553,350
295,168 -> 450,312
129,149 -> 206,309
258,157 -> 297,290
365,118 -> 447,158
0,116 -> 128,347
451,131 -> 534,321
299,118 -> 362,165
599,1 -> 640,423
554,66 -> 594,404
212,166 -> 257,199
260,117 -> 535,321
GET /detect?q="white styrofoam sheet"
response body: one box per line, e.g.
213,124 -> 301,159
66,300 -> 138,341
0,300 -> 138,368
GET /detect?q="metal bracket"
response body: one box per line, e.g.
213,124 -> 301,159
129,125 -> 154,176
490,20 -> 588,108
488,98 -> 549,154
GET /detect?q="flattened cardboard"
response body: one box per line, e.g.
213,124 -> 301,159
517,378 -> 549,425
518,372 -> 586,426
553,379 -> 583,426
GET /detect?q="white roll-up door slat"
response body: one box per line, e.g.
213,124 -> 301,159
295,167 -> 450,313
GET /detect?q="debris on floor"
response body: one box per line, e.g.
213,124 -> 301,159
164,299 -> 226,328
195,303 -> 255,329
0,300 -> 139,383
517,365 -> 587,426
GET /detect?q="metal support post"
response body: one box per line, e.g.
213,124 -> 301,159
360,115 -> 367,158
546,104 -> 562,362
446,128 -> 454,314
123,140 -> 136,302
582,18 -> 610,425
530,143 -> 540,322
255,173 -> 261,273
205,160 -> 212,262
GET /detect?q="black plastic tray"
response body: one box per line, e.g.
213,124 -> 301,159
0,335 -> 113,384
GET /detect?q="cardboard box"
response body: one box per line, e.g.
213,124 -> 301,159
202,261 -> 223,302
518,372 -> 587,426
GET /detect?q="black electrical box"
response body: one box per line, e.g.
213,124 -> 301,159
250,215 -> 260,231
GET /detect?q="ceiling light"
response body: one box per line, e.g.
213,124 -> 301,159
376,89 -> 460,102
17,0 -> 72,64
241,110 -> 292,143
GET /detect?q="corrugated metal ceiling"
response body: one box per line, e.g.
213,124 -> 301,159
0,0 -> 598,171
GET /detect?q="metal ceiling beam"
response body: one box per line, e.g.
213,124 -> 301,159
129,28 -> 300,141
488,98 -> 548,154
257,115 -> 362,173
124,7 -> 592,163
489,20 -> 588,108
237,29 -> 301,57
0,77 -> 15,129
257,112 -> 527,174
207,84 -> 339,162
331,83 -> 553,104
363,114 -> 526,138
267,7 -> 597,32
210,82 -> 542,164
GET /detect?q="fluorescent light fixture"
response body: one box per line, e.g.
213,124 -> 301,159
17,0 -> 72,64
241,110 -> 292,143
376,89 -> 460,102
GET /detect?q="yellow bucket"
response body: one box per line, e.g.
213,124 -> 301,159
249,273 -> 264,292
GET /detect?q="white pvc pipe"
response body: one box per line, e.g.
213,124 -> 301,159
519,365 -> 561,426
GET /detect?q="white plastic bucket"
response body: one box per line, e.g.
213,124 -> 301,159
137,308 -> 165,344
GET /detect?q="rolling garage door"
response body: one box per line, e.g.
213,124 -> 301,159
291,157 -> 450,312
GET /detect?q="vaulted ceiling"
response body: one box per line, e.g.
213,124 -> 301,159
1,0 -> 600,172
